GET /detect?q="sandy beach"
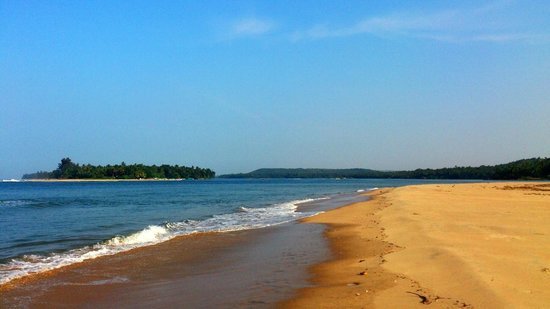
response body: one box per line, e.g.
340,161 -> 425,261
2,182 -> 549,308
283,182 -> 550,308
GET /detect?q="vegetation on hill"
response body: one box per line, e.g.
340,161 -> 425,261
220,158 -> 550,180
22,158 -> 215,180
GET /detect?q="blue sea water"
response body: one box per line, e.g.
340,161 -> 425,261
0,178 -> 474,284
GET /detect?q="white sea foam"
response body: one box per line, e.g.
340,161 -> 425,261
0,197 -> 325,285
106,225 -> 170,246
0,200 -> 33,207
358,187 -> 379,192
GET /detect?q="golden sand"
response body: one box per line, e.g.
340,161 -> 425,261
282,183 -> 550,308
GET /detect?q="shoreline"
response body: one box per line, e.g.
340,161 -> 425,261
282,182 -> 550,308
0,224 -> 329,308
1,193 -> 363,307
280,188 -> 402,308
16,178 -> 200,182
0,195 -> 331,288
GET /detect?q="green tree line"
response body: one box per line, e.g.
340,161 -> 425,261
220,157 -> 550,180
22,158 -> 215,180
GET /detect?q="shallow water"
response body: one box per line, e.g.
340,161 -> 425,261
0,178 -> 477,284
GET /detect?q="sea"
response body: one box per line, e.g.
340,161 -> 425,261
0,178 -> 474,286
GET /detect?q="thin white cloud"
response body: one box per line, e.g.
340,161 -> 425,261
291,10 -> 459,40
469,33 -> 549,43
231,18 -> 274,37
291,2 -> 548,43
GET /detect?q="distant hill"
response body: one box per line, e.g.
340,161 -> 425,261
221,168 -> 387,179
22,158 -> 215,180
219,158 -> 550,180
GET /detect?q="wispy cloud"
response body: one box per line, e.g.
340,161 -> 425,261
230,18 -> 275,38
291,2 -> 548,43
291,10 -> 459,40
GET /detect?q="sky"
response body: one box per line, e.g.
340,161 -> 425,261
1,0 -> 549,178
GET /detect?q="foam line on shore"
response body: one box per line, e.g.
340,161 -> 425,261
0,197 -> 325,285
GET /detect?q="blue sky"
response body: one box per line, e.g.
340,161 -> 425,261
1,0 -> 549,178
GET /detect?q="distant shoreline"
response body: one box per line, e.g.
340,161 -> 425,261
20,178 -> 193,182
219,157 -> 550,180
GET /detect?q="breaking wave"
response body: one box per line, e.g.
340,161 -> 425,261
0,197 -> 323,285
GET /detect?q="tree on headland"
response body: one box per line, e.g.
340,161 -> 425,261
52,157 -> 78,178
22,158 -> 215,180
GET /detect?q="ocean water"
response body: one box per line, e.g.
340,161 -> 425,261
0,178 -> 472,285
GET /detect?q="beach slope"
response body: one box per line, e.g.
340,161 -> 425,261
283,183 -> 550,308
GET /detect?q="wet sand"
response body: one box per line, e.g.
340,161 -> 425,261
0,223 -> 328,308
1,195 -> 371,308
283,182 -> 550,308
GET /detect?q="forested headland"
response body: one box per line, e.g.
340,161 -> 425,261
220,157 -> 550,180
22,158 -> 215,180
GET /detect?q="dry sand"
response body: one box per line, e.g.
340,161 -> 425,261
282,182 -> 550,308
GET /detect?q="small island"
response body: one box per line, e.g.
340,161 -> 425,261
22,158 -> 215,180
